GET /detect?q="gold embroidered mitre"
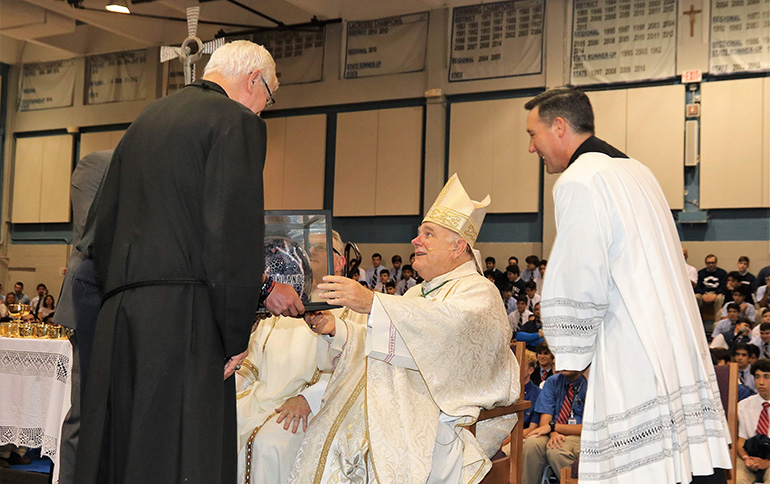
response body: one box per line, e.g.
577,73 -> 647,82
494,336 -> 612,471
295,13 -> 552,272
423,174 -> 490,248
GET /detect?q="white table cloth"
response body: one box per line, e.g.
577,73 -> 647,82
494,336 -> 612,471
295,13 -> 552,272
0,336 -> 72,484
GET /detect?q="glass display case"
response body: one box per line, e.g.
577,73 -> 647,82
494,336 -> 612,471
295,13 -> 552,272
260,210 -> 340,312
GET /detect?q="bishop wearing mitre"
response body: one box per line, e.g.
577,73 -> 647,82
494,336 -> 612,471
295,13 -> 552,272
291,174 -> 520,484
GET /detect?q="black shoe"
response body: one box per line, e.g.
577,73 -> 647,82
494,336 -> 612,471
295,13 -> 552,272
9,452 -> 31,465
0,458 -> 9,468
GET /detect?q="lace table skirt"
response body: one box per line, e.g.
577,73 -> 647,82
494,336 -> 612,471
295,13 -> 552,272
0,336 -> 72,484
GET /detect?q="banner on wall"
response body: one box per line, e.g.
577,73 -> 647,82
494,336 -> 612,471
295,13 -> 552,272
344,12 -> 428,79
570,0 -> 677,85
448,0 -> 544,82
18,60 -> 76,111
86,49 -> 148,105
710,0 -> 770,74
253,29 -> 325,84
163,55 -> 207,96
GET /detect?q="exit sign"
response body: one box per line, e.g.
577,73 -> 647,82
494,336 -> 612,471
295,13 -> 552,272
682,70 -> 702,83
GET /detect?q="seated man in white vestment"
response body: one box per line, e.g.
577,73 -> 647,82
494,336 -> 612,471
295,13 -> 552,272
235,231 -> 364,484
527,87 -> 731,483
289,174 -> 520,484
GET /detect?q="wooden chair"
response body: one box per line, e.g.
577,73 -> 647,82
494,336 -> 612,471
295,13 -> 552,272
560,460 -> 578,484
468,341 -> 531,484
714,362 -> 739,484
560,362 -> 740,484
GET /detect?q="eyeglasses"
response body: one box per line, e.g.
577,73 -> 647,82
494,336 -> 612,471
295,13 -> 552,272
261,77 -> 275,109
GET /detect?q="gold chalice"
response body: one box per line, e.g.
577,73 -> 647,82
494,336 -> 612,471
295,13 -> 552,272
7,304 -> 32,337
7,304 -> 31,323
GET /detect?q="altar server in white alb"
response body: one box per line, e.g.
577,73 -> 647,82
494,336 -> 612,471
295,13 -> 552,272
526,87 -> 731,484
235,231 -> 358,484
289,175 -> 520,484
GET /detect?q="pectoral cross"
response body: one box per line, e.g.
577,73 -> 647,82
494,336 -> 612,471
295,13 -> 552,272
683,4 -> 702,38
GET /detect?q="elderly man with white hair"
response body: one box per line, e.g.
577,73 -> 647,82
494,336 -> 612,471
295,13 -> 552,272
289,174 -> 520,484
74,40 -> 303,484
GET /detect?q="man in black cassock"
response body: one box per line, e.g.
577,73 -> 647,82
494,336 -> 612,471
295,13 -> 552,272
74,40 -> 304,484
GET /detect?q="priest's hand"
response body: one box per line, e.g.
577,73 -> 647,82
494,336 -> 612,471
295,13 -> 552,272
224,348 -> 249,380
276,395 -> 311,433
265,282 -> 305,317
546,431 -> 566,449
318,275 -> 375,314
305,311 -> 336,336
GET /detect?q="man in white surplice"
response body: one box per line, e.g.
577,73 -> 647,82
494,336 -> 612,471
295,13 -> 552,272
526,87 -> 731,484
235,231 -> 358,484
289,174 -> 520,484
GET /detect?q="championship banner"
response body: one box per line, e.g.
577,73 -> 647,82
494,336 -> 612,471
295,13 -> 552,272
344,12 -> 428,79
710,0 -> 770,75
253,29 -> 324,85
18,60 -> 76,112
570,0 -> 677,85
86,49 -> 148,105
449,0 -> 544,82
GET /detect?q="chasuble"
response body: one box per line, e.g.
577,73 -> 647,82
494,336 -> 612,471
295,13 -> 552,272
290,261 -> 519,484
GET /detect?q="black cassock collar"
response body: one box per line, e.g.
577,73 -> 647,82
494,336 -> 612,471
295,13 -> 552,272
568,136 -> 629,167
188,79 -> 229,98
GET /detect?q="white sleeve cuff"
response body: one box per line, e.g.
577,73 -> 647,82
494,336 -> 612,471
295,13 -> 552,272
301,372 -> 330,415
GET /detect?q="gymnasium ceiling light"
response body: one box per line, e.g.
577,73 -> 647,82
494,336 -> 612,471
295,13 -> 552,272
105,0 -> 130,14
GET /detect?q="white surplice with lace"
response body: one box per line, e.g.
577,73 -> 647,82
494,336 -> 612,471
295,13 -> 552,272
542,152 -> 732,483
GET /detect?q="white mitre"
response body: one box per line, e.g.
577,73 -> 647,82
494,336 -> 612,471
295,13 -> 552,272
423,174 -> 490,274
423,173 -> 490,248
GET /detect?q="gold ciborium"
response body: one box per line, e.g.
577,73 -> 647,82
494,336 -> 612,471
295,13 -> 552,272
46,324 -> 65,339
33,323 -> 48,338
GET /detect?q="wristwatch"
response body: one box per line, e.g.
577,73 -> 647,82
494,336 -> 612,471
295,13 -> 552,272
259,275 -> 276,304
549,420 -> 556,433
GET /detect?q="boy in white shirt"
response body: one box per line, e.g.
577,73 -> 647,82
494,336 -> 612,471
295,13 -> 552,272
373,270 -> 390,293
525,281 -> 540,313
736,358 -> 770,484
508,297 -> 532,335
396,265 -> 417,295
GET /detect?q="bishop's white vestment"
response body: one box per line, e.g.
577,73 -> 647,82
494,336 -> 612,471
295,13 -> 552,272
542,138 -> 731,483
289,261 -> 520,484
235,315 -> 333,484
